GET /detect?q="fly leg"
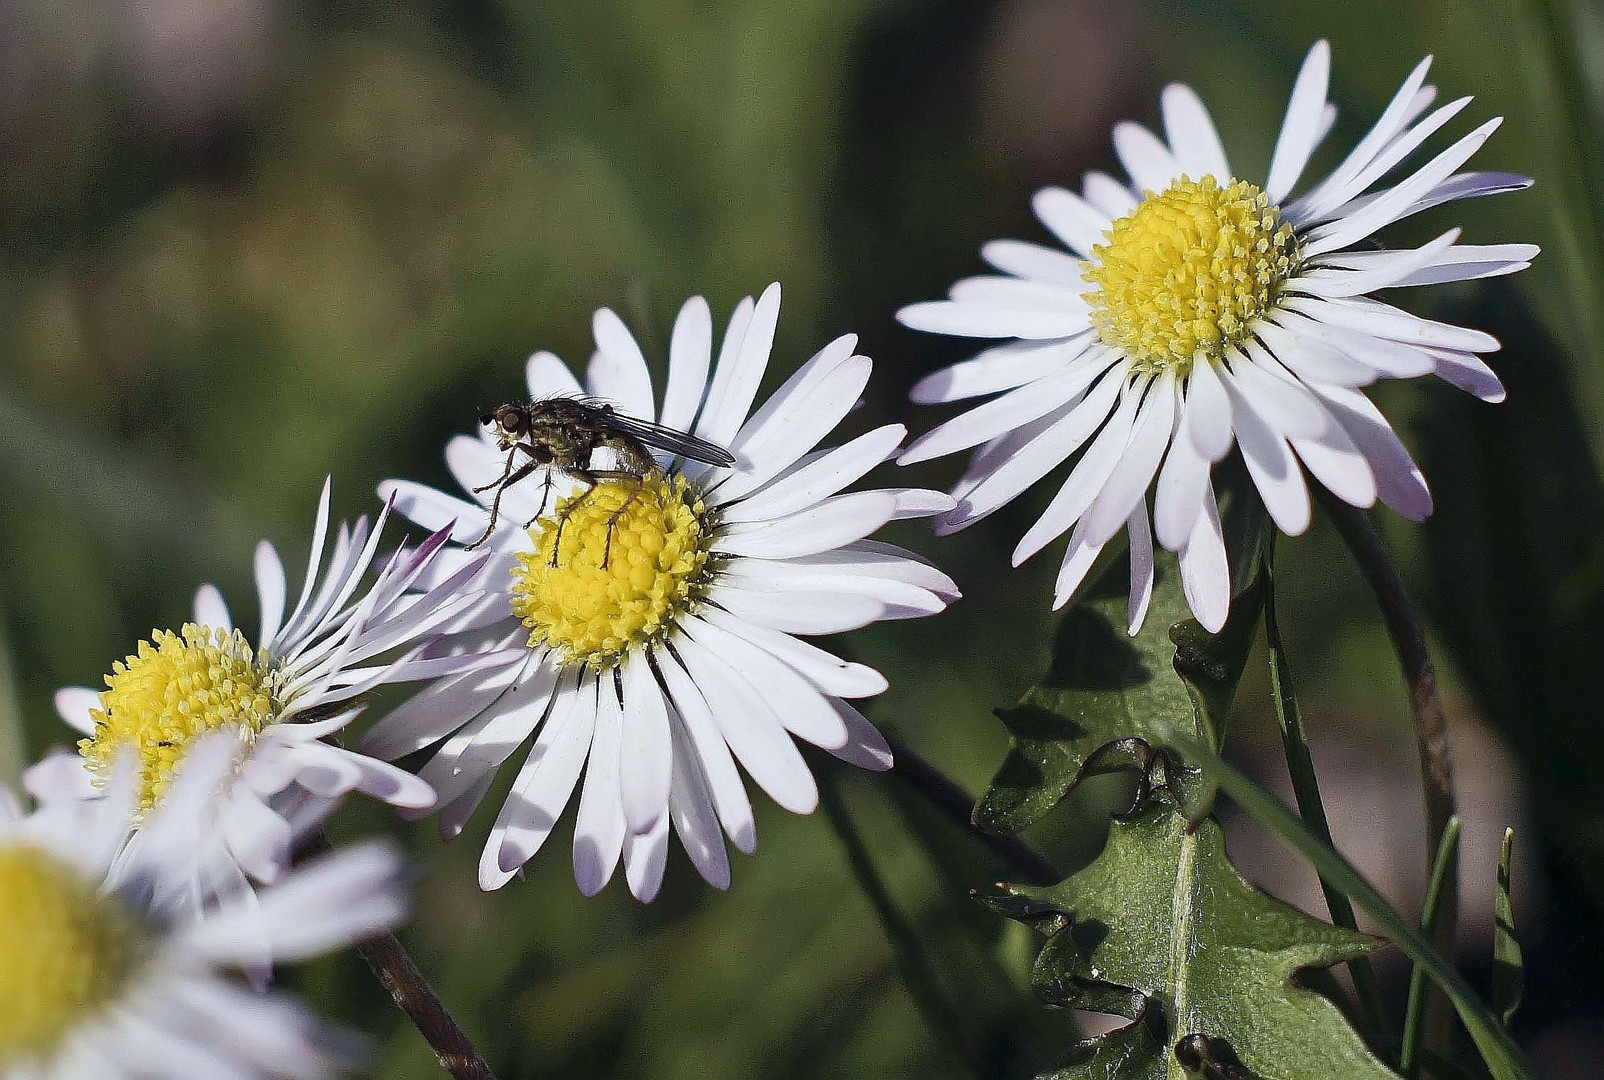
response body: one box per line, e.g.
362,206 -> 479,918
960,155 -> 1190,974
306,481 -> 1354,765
597,472 -> 644,569
472,447 -> 520,496
467,456 -> 546,550
548,467 -> 645,568
549,472 -> 598,568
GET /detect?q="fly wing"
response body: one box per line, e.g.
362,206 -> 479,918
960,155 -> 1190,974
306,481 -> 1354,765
599,410 -> 736,467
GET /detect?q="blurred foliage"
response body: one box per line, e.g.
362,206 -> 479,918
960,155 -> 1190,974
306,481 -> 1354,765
1,0 -> 1602,1076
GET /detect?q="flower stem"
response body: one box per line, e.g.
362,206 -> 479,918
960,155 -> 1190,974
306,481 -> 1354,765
1262,549 -> 1389,1040
886,735 -> 1061,885
308,832 -> 497,1080
1317,492 -> 1458,1050
1317,494 -> 1458,894
355,930 -> 499,1080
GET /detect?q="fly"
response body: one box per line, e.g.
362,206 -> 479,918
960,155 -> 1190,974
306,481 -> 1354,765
468,398 -> 735,565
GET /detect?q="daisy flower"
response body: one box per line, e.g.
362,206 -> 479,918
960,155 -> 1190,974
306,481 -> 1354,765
48,479 -> 496,905
897,40 -> 1535,633
0,737 -> 407,1079
365,283 -> 960,901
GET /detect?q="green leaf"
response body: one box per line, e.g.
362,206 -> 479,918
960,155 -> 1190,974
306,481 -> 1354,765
1494,828 -> 1524,1029
979,807 -> 1397,1080
974,556 -> 1261,836
1169,737 -> 1539,1080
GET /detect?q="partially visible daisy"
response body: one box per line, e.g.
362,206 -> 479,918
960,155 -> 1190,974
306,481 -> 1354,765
0,736 -> 407,1079
897,40 -> 1534,633
366,283 -> 959,901
49,479 -> 504,905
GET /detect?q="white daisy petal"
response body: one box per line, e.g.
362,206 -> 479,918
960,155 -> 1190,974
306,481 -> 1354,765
693,604 -> 888,698
623,806 -> 670,903
1295,228 -> 1462,297
1313,384 -> 1434,521
589,307 -> 657,420
491,679 -> 596,876
254,541 -> 288,650
723,341 -> 868,496
1256,318 -> 1378,388
1278,311 -> 1437,378
1301,118 -> 1503,256
527,349 -> 584,399
901,354 -> 1118,464
193,585 -> 231,633
713,586 -> 887,636
1298,96 -> 1474,225
1183,357 -> 1235,462
1231,344 -> 1333,438
1112,121 -> 1182,193
377,479 -> 487,545
1287,54 -> 1434,225
572,677 -> 626,897
54,686 -> 100,736
696,283 -> 781,448
1288,294 -> 1499,354
1428,348 -> 1506,403
715,490 -> 898,559
1014,373 -> 1146,564
1082,170 -> 1139,217
660,296 -> 714,433
675,634 -> 818,815
909,337 -> 1093,405
896,299 -> 1092,340
1226,376 -> 1312,535
1178,484 -> 1230,633
619,652 -> 673,836
1051,517 -> 1110,611
1266,39 -> 1331,202
1032,186 -> 1113,258
1081,373 -> 1178,547
981,238 -> 1095,289
824,699 -> 894,772
655,647 -> 756,854
682,616 -> 848,751
1161,83 -> 1230,181
667,727 -> 732,890
720,424 -> 904,523
1153,394 -> 1211,551
1125,499 -> 1156,636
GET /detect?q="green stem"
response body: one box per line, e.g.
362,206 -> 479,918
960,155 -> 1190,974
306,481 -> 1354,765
818,770 -> 983,1079
1402,817 -> 1464,1078
1262,552 -> 1389,1040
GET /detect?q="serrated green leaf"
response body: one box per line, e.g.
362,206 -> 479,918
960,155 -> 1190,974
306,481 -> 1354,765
974,556 -> 1261,836
979,808 -> 1397,1080
1171,737 -> 1538,1080
1494,828 -> 1523,1029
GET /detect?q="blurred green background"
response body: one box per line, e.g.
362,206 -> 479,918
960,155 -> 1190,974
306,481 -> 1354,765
3,0 -> 1603,1076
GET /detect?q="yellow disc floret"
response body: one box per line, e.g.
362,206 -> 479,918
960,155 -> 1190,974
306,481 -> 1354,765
511,473 -> 712,668
1083,175 -> 1297,376
79,624 -> 281,812
0,844 -> 138,1064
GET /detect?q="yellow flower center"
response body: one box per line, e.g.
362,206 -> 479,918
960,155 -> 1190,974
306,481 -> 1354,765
1083,175 -> 1297,376
511,473 -> 712,668
0,844 -> 138,1065
78,624 -> 281,813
